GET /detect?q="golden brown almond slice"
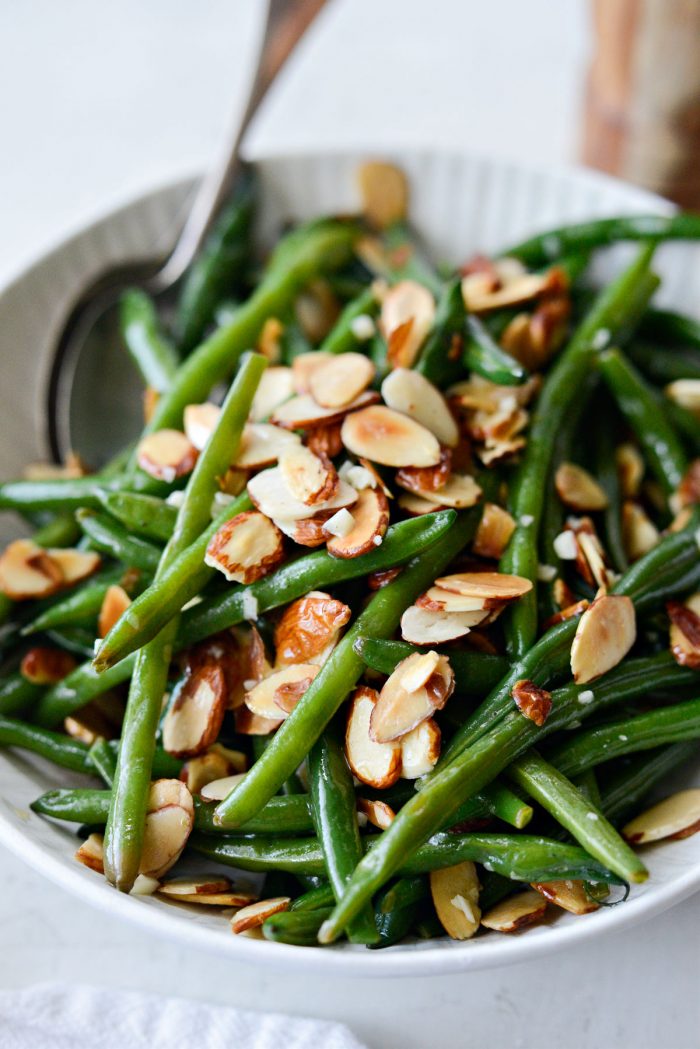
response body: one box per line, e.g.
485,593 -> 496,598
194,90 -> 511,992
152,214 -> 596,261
341,405 -> 442,468
305,423 -> 344,460
231,896 -> 291,934
245,664 -> 321,719
381,368 -> 459,447
668,594 -> 700,668
543,598 -> 590,630
481,890 -> 548,932
139,779 -> 194,879
473,503 -> 517,559
199,773 -> 247,802
136,429 -> 199,482
291,351 -> 334,394
434,571 -> 533,604
234,705 -> 283,735
400,604 -> 483,644
158,876 -> 256,907
408,473 -> 482,509
357,797 -> 396,830
398,492 -> 448,516
250,366 -> 295,422
371,652 -> 454,743
430,862 -> 481,939
380,281 -> 436,368
570,594 -> 636,684
271,391 -> 377,430
623,789 -> 700,844
531,880 -> 600,915
75,833 -> 104,874
274,592 -> 351,667
257,316 -> 284,362
416,586 -> 494,614
234,423 -> 301,469
511,679 -> 552,726
567,519 -> 614,591
326,487 -> 389,558
616,442 -> 645,497
309,352 -> 376,409
184,402 -> 221,450
400,650 -> 441,692
666,379 -> 700,413
48,548 -> 101,586
162,664 -> 227,759
278,444 -> 338,506
345,686 -> 402,789
357,161 -> 409,228
164,888 -> 257,907
204,511 -> 285,585
675,459 -> 700,509
179,750 -> 232,794
0,539 -> 64,600
479,436 -> 526,467
273,510 -> 338,548
400,718 -> 441,779
622,501 -> 660,560
555,462 -> 609,511
462,271 -> 549,313
98,584 -> 131,638
396,449 -> 452,495
368,567 -> 402,590
248,467 -> 358,522
20,646 -> 76,685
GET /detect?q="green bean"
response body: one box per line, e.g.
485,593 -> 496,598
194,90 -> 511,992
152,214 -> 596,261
45,626 -> 97,660
0,472 -> 167,514
120,289 -> 178,392
372,877 -> 426,948
463,313 -> 527,386
506,750 -> 647,884
33,653 -> 138,728
0,674 -> 43,718
104,352 -> 266,891
598,348 -> 687,494
87,737 -> 117,786
23,567 -> 136,636
95,491 -> 177,542
575,768 -> 602,808
33,514 -> 82,548
352,636 -> 509,695
664,400 -> 700,454
500,244 -> 658,658
175,174 -> 256,352
76,510 -> 162,572
263,907 -> 333,946
598,742 -> 699,825
627,341 -> 700,384
640,306 -> 700,351
308,722 -> 378,944
214,510 -> 480,828
593,410 -> 628,573
318,287 -> 379,355
414,279 -> 465,386
0,715 -> 93,774
290,883 -> 335,911
485,782 -> 532,829
364,222 -> 442,295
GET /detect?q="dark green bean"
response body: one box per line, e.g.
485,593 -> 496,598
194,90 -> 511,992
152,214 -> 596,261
0,674 -> 43,718
120,288 -> 178,391
640,306 -> 700,351
95,491 -> 177,542
23,567 -> 136,636
263,907 -> 333,946
598,743 -> 699,825
87,737 -> 117,786
414,279 -> 465,386
463,313 -> 527,386
0,715 -> 93,774
593,409 -> 628,573
76,510 -> 162,572
627,341 -> 700,384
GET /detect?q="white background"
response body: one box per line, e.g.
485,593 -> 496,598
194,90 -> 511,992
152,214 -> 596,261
0,2 -> 698,1046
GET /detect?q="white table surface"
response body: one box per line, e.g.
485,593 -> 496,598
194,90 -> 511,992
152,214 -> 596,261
0,2 -> 698,1046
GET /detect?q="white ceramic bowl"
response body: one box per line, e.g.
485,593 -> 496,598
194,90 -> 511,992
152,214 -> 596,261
1,148 -> 699,975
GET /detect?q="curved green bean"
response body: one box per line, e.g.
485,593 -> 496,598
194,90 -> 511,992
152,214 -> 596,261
76,510 -> 162,572
95,491 -> 177,542
120,288 -> 178,392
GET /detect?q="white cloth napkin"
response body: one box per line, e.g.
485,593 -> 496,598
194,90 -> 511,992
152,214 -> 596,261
0,983 -> 368,1049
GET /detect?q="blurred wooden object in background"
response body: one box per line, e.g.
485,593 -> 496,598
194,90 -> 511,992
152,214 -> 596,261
582,0 -> 700,209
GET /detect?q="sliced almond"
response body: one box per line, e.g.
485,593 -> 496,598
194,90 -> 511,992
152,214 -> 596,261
162,664 -> 227,759
396,449 -> 452,496
668,594 -> 700,668
187,631 -> 251,711
248,467 -> 358,522
371,652 -> 454,743
231,896 -> 291,934
356,459 -> 393,499
205,511 -> 284,585
357,797 -> 396,830
416,587 -> 496,615
473,503 -> 517,559
616,442 -> 645,497
305,423 -> 344,460
278,444 -> 338,506
291,351 -> 334,394
20,646 -> 76,685
234,705 -> 282,735
257,316 -> 284,362
512,679 -> 552,727
273,510 -> 337,547
245,663 -> 320,719
434,571 -> 533,605
199,773 -> 247,802
309,353 -> 375,410
75,833 -> 104,874
481,890 -> 548,932
159,876 -> 256,908
136,429 -> 198,482
381,368 -> 459,447
345,686 -> 402,789
407,473 -> 482,509
570,595 -> 636,684
400,718 -> 441,778
622,501 -> 660,560
357,161 -> 409,228
531,880 -> 600,915
98,584 -> 131,638
555,462 -> 609,512
0,539 -> 63,600
462,271 -> 548,313
184,402 -> 221,451
180,750 -> 232,794
139,779 -> 194,879
326,487 -> 389,559
623,788 -> 700,844
274,592 -> 351,667
400,604 -> 483,645
400,650 -> 441,692
676,459 -> 700,509
64,694 -> 124,744
543,597 -> 590,630
430,862 -> 481,940
368,566 -> 402,590
234,423 -> 300,469
250,366 -> 295,422
272,390 -> 378,431
666,379 -> 700,414
380,281 -> 436,368
341,405 -> 441,468
48,548 -> 101,586
398,492 -> 447,516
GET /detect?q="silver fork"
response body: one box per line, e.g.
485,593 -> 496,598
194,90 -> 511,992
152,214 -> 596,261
47,0 -> 326,465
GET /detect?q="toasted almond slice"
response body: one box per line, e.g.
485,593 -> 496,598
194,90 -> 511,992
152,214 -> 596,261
380,281 -> 436,368
381,368 -> 459,447
48,548 -> 101,586
0,539 -> 63,600
179,750 -> 232,794
531,880 -> 600,915
20,646 -> 76,685
568,519 -> 614,590
543,597 -> 590,630
555,462 -> 609,511
371,652 -> 454,743
357,797 -> 396,830
512,679 -> 552,726
400,650 -> 441,692
305,423 -> 344,459
676,459 -> 700,509
462,271 -> 548,313
434,571 -> 533,604
396,449 -> 452,496
162,664 -> 227,759
273,390 -> 380,431
205,511 -> 285,585
623,789 -> 700,844
398,492 -> 447,516
430,862 -> 481,939
199,773 -> 247,802
616,442 -> 645,497
139,779 -> 194,879
570,594 -> 636,684
231,897 -> 291,934
345,686 -> 402,789
400,718 -> 441,779
341,405 -> 441,468
159,876 -> 256,907
234,704 -> 282,735
245,664 -> 320,719
234,423 -> 300,469
666,378 -> 700,413
416,586 -> 494,614
622,501 -> 660,560
273,510 -> 337,547
291,351 -> 334,394
75,833 -> 104,874
473,503 -> 517,559
357,458 -> 393,498
368,566 -> 402,590
250,366 -> 295,422
668,594 -> 700,668
409,473 -> 482,509
273,675 -> 317,714
184,402 -> 221,451
400,604 -> 482,645
326,487 -> 389,558
479,436 -> 526,467
481,890 -> 548,932
274,592 -> 351,667
257,316 -> 284,362
168,888 -> 258,907
136,429 -> 198,482
98,584 -> 131,638
357,161 -> 409,228
278,445 -> 338,506
248,467 -> 358,522
309,352 -> 375,409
